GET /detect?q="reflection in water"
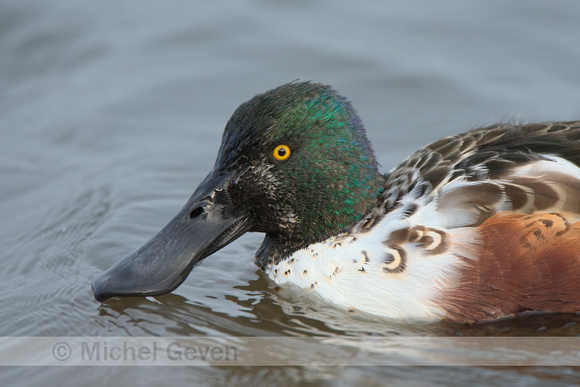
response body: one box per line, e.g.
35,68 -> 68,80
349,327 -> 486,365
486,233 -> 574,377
96,274 -> 580,338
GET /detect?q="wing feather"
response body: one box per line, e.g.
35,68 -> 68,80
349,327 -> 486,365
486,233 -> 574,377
376,121 -> 580,225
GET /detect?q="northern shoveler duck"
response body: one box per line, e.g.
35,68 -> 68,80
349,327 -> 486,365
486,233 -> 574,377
92,82 -> 580,323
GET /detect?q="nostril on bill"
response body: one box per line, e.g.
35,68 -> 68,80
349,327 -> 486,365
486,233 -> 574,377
189,207 -> 204,219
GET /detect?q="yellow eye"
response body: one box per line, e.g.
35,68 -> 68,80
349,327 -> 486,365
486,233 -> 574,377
273,145 -> 291,161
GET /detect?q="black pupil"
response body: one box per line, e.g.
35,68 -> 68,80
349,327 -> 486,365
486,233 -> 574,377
278,147 -> 286,157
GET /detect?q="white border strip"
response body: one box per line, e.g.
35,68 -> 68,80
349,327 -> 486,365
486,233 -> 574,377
1,337 -> 579,366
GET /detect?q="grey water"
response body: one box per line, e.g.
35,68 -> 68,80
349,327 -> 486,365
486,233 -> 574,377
2,0 -> 580,385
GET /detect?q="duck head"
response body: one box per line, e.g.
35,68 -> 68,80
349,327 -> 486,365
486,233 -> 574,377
92,82 -> 384,301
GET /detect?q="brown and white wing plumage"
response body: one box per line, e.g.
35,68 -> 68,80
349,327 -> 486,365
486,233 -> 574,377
373,121 -> 580,322
437,212 -> 580,322
377,121 -> 580,219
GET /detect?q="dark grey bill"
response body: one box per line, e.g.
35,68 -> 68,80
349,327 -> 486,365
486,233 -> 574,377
92,170 -> 252,301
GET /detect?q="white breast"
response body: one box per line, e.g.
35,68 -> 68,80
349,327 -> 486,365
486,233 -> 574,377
264,207 -> 470,321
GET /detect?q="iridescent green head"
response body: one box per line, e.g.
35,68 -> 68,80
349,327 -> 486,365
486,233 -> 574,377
92,81 -> 385,301
217,82 -> 384,259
